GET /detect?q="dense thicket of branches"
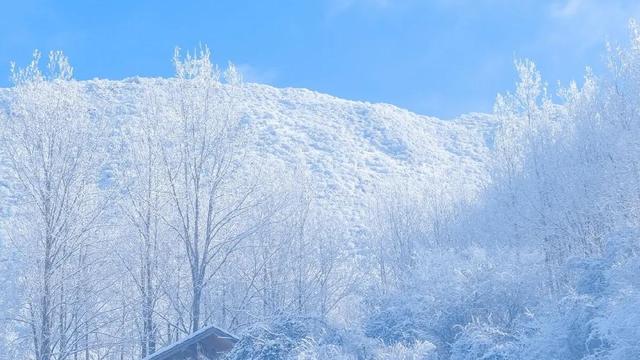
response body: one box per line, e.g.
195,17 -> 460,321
3,22 -> 640,360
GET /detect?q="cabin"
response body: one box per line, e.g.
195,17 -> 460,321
143,325 -> 238,360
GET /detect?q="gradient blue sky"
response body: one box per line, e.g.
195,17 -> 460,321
1,0 -> 639,118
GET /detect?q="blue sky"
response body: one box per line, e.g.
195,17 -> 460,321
1,0 -> 639,118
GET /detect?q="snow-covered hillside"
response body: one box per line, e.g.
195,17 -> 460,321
1,78 -> 495,227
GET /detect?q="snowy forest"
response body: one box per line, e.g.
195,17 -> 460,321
2,21 -> 640,360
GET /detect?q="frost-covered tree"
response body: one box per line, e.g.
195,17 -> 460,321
1,51 -> 109,360
112,87 -> 169,357
160,46 -> 275,334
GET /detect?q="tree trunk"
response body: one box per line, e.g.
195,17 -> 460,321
39,234 -> 53,360
191,278 -> 203,332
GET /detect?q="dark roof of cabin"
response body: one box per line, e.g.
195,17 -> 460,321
143,324 -> 238,360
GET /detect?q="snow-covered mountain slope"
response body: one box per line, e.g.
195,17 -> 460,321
0,78 -> 497,228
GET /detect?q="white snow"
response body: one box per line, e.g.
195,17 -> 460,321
0,78 -> 495,228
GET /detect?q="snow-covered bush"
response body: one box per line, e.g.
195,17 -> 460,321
225,316 -> 312,359
595,290 -> 640,360
364,292 -> 436,346
364,245 -> 541,357
295,339 -> 356,360
450,321 -> 520,360
375,340 -> 438,360
225,315 -> 373,359
589,231 -> 640,359
519,294 -> 604,360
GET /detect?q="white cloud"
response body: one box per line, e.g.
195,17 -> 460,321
326,0 -> 394,15
235,64 -> 278,84
548,0 -> 640,24
533,0 -> 640,58
550,0 -> 586,18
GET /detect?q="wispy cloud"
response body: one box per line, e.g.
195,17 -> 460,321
236,64 -> 278,84
542,0 -> 640,51
326,0 -> 395,15
549,0 -> 585,18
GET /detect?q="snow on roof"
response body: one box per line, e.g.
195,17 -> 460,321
143,324 -> 238,360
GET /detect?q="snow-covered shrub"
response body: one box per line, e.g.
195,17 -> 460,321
364,246 -> 542,358
225,315 -> 373,359
450,321 -> 520,360
364,292 -> 436,346
519,294 -> 604,360
375,340 -> 438,360
566,257 -> 608,298
515,231 -> 640,360
594,292 -> 640,360
225,316 -> 312,359
589,231 -> 640,359
295,339 -> 356,360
